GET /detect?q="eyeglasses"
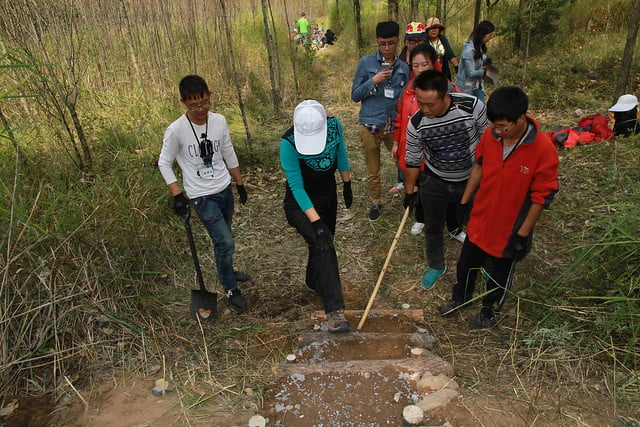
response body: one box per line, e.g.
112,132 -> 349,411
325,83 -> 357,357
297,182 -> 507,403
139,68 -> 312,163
377,41 -> 397,48
186,100 -> 211,112
406,39 -> 425,45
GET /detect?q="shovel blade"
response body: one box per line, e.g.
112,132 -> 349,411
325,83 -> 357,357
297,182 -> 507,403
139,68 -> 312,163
191,289 -> 218,324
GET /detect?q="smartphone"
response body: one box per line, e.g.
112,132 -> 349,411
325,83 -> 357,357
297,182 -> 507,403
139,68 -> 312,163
381,62 -> 390,72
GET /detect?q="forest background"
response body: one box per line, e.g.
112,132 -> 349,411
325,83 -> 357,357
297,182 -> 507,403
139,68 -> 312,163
0,0 -> 639,424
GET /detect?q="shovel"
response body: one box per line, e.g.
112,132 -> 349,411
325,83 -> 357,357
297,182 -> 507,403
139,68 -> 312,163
182,210 -> 217,324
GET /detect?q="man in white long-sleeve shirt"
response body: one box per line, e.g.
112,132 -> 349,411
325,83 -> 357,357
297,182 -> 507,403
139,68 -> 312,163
158,75 -> 250,311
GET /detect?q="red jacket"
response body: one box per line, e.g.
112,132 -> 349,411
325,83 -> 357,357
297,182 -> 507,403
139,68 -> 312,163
467,116 -> 559,258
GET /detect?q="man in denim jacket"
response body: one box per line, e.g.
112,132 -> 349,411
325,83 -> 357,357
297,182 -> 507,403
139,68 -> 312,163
351,21 -> 409,221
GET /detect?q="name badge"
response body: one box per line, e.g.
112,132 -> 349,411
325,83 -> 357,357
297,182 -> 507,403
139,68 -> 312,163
384,86 -> 395,99
197,167 -> 214,178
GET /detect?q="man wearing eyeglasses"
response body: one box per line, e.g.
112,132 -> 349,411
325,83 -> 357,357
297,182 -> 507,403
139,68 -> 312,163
351,21 -> 410,221
158,75 -> 251,312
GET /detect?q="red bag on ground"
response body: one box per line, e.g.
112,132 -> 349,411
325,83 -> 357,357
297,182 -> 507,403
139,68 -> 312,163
577,114 -> 614,141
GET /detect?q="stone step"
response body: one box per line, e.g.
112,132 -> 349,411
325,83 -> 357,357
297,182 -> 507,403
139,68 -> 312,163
295,331 -> 435,363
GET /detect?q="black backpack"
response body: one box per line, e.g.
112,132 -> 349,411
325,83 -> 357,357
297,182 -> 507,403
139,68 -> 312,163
613,107 -> 639,137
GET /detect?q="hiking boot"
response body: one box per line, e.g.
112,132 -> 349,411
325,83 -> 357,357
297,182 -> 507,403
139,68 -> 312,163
369,204 -> 382,221
469,307 -> 497,329
234,271 -> 252,282
327,309 -> 351,333
421,267 -> 446,290
227,288 -> 247,311
451,230 -> 467,243
388,182 -> 404,193
440,299 -> 465,316
410,222 -> 425,235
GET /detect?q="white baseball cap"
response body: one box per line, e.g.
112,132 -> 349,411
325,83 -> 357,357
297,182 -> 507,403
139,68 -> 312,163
609,94 -> 638,112
293,100 -> 327,155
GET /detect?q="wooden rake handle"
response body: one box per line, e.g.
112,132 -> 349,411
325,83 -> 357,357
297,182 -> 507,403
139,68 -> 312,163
357,206 -> 411,331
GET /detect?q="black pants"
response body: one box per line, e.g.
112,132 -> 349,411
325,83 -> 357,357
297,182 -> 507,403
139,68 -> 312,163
453,239 -> 516,310
283,189 -> 345,313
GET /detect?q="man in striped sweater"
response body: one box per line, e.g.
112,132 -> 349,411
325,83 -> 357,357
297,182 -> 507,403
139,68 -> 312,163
403,70 -> 489,290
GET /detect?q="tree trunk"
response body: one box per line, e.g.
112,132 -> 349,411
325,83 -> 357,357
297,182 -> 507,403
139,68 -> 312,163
353,0 -> 363,51
388,0 -> 399,22
514,0 -> 526,51
410,0 -> 419,20
119,0 -> 145,97
473,0 -> 482,30
282,0 -> 300,94
260,0 -> 281,113
615,0 -> 640,100
219,0 -> 253,148
436,0 -> 443,20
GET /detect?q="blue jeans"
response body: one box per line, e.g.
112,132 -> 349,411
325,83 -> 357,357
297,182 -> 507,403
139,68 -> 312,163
473,88 -> 485,103
191,186 -> 237,292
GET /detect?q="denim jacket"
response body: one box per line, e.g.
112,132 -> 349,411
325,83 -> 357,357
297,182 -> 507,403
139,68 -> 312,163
351,51 -> 410,126
455,40 -> 485,95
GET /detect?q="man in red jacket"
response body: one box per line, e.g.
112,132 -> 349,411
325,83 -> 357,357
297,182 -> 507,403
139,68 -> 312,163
440,86 -> 559,328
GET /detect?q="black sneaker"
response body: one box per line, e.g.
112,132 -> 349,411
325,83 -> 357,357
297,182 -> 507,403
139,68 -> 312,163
439,299 -> 464,316
327,310 -> 351,333
469,307 -> 497,329
234,271 -> 251,282
369,204 -> 382,221
227,288 -> 248,311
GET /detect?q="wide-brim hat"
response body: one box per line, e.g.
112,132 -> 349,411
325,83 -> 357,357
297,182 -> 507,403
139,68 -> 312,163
425,17 -> 445,30
609,94 -> 638,112
293,100 -> 327,155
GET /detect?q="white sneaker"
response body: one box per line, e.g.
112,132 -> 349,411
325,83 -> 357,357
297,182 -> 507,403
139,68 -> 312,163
410,222 -> 425,235
388,182 -> 404,193
451,230 -> 467,243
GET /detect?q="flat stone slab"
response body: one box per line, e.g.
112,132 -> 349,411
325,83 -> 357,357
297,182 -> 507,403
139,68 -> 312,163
275,352 -> 453,379
295,331 -> 436,362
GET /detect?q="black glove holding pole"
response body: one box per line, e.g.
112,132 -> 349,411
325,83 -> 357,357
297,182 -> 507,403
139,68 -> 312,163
173,192 -> 189,217
236,184 -> 248,205
459,202 -> 472,226
311,219 -> 334,251
509,233 -> 530,262
403,192 -> 417,211
343,181 -> 353,209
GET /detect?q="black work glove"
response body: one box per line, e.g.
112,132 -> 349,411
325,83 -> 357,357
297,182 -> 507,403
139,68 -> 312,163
459,202 -> 472,226
403,192 -> 417,211
454,65 -> 459,73
343,181 -> 353,209
509,234 -> 530,262
311,219 -> 334,251
236,184 -> 248,205
173,192 -> 189,217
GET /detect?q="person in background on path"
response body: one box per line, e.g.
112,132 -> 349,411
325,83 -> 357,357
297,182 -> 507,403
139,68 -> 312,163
297,12 -> 309,45
440,86 -> 559,328
158,75 -> 251,312
455,20 -> 495,103
425,17 -> 459,82
398,21 -> 426,64
325,29 -> 336,45
390,21 -> 427,195
351,21 -> 410,221
392,44 -> 466,241
280,100 -> 353,333
609,94 -> 639,137
403,70 -> 489,290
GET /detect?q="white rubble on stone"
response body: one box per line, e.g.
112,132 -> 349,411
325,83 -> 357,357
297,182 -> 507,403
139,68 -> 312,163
416,388 -> 459,411
393,391 -> 402,402
402,405 -> 424,425
247,414 -> 266,427
416,373 -> 459,391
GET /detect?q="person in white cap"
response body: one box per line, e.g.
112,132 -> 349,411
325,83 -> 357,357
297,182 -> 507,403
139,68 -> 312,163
609,94 -> 639,137
280,100 -> 353,333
